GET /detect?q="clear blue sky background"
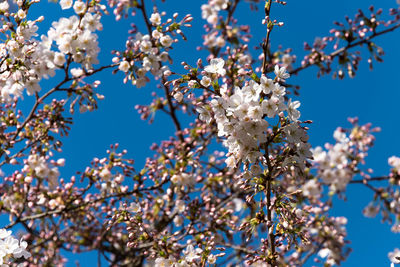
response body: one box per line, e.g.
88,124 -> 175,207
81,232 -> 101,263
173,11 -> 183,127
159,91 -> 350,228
22,0 -> 400,266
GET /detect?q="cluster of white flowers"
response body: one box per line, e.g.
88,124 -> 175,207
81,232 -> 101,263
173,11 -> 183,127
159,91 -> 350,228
197,60 -> 308,170
46,13 -> 102,70
154,244 -> 203,267
315,216 -> 348,267
117,12 -> 176,88
0,17 -> 45,101
100,172 -> 126,194
171,172 -> 195,187
97,162 -> 127,194
117,31 -> 171,87
59,0 -> 87,14
0,229 -> 31,265
281,53 -> 295,71
0,5 -> 102,102
201,0 -> 229,25
311,128 -> 353,193
24,155 -> 64,189
0,1 -> 9,13
203,32 -> 226,48
200,0 -> 230,48
302,179 -> 321,199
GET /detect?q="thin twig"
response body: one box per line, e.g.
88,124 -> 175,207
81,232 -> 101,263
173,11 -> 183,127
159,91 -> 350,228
290,22 -> 400,75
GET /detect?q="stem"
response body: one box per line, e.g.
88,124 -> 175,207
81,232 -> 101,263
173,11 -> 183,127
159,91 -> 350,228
11,63 -> 117,143
349,176 -> 390,184
227,0 -> 239,24
262,1 -> 273,74
162,77 -> 184,142
5,180 -> 165,229
266,177 -> 276,265
213,0 -> 240,57
138,1 -> 184,142
263,141 -> 276,265
138,0 -> 153,37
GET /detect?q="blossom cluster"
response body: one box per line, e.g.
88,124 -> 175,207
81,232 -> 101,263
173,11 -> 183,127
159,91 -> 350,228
200,0 -> 253,55
98,162 -> 127,194
201,0 -> 230,48
311,120 -> 378,194
1,16 -> 44,101
117,31 -> 170,88
361,152 -> 400,233
46,12 -> 102,70
315,216 -> 348,266
2,155 -> 65,211
0,2 -> 102,102
117,12 -> 193,88
154,244 -> 205,267
0,228 -> 30,265
197,60 -> 309,170
201,0 -> 229,25
24,154 -> 62,189
311,128 -> 353,193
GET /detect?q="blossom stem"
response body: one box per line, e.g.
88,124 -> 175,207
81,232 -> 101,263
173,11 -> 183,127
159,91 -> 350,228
262,1 -> 273,74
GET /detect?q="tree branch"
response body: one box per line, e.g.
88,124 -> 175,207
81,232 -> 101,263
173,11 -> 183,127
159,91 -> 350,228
290,22 -> 400,75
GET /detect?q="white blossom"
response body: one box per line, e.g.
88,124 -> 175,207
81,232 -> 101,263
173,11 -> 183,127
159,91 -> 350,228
54,52 -> 66,66
128,202 -> 141,213
160,35 -> 173,47
173,91 -> 183,102
274,65 -> 290,81
0,1 -> 9,12
155,256 -> 176,267
389,156 -> 400,170
287,99 -> 301,121
150,13 -> 161,25
60,0 -> 73,9
363,203 -> 379,218
389,248 -> 400,266
0,230 -> 11,239
196,106 -> 212,124
200,76 -> 212,87
171,172 -> 195,187
119,61 -> 130,72
73,1 -> 86,14
13,239 -> 31,259
0,236 -> 19,254
183,244 -> 202,263
17,9 -> 26,19
204,58 -> 226,76
302,179 -> 321,198
208,254 -> 217,264
99,168 -> 112,180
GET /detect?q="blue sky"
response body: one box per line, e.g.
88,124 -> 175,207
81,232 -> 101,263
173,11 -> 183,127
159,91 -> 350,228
23,0 -> 400,265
